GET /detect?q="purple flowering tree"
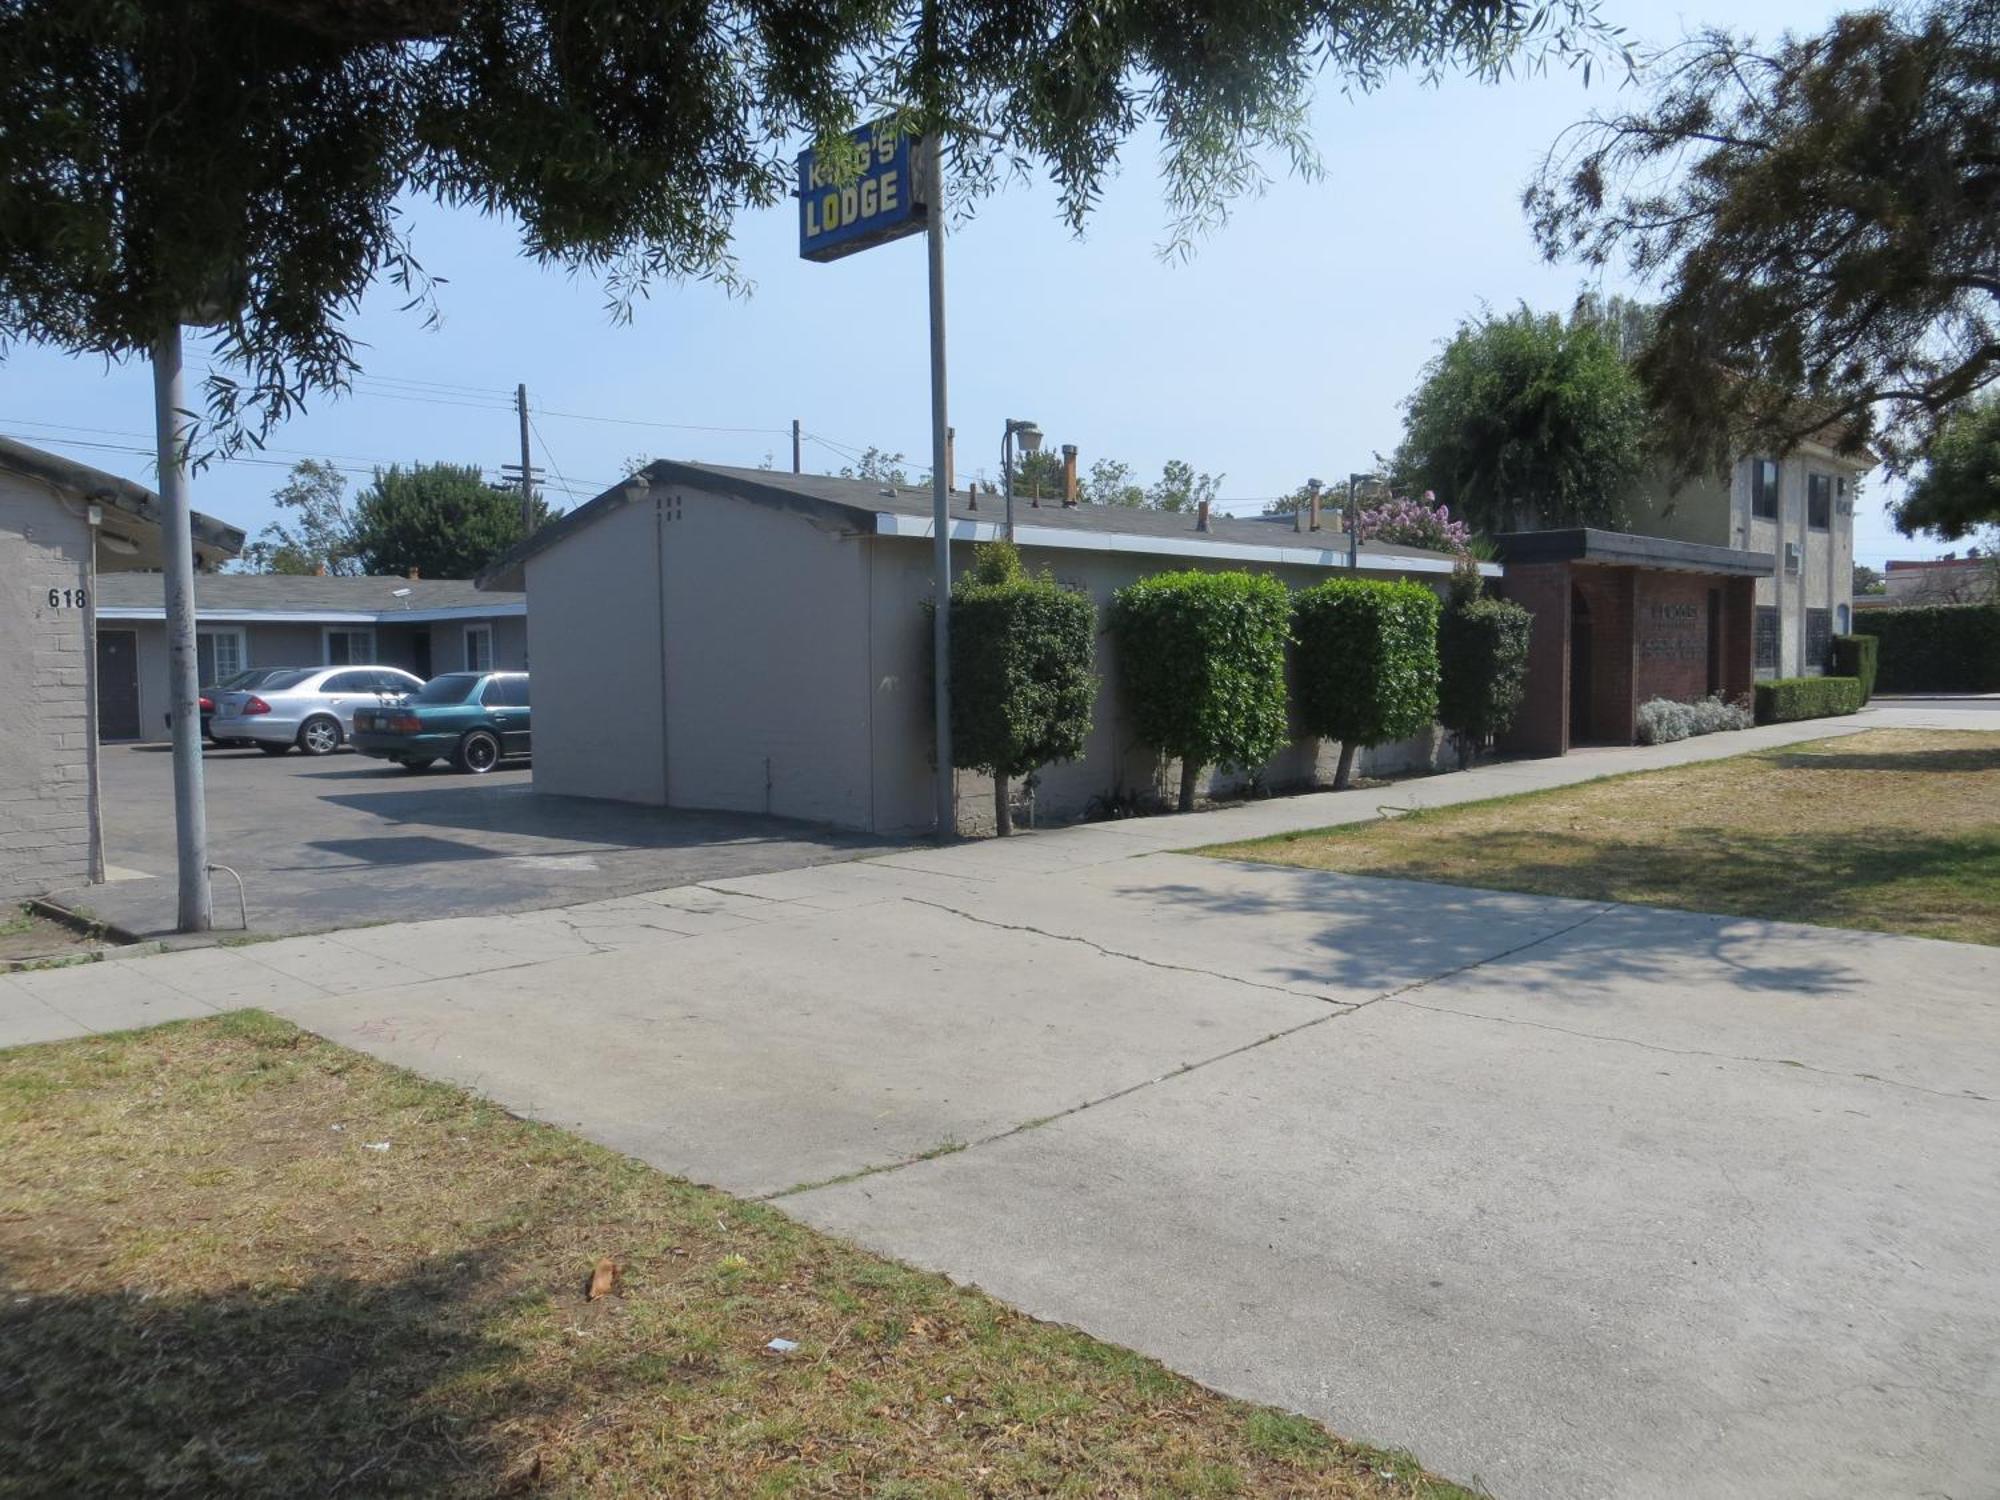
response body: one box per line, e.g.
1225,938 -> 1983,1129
1355,491 -> 1472,555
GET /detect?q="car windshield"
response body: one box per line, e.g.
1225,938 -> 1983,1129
250,669 -> 314,692
412,674 -> 482,705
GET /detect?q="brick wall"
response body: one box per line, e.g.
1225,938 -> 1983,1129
1498,561 -> 1571,756
0,478 -> 95,900
1632,571 -> 1715,705
1571,567 -> 1635,744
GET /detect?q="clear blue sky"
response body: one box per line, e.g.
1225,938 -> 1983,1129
0,0 -> 1941,569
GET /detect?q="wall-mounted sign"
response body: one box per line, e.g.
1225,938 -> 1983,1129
798,121 -> 925,263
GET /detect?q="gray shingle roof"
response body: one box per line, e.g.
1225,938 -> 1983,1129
96,573 -> 523,613
480,460 -> 1469,588
0,434 -> 244,565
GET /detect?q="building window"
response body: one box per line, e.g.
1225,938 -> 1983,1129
324,627 -> 375,665
464,623 -> 494,672
1806,608 -> 1832,668
1754,606 -> 1780,671
1807,473 -> 1833,530
196,628 -> 245,685
1751,459 -> 1781,521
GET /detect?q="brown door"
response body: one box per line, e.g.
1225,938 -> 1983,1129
97,629 -> 140,740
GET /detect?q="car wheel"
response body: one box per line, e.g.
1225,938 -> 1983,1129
297,716 -> 342,756
398,757 -> 437,772
453,730 -> 501,774
257,742 -> 291,756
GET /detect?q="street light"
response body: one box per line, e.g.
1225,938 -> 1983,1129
1002,418 -> 1043,541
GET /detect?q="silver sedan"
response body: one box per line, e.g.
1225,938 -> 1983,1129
209,666 -> 425,756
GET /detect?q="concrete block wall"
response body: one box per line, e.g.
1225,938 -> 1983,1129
0,481 -> 95,900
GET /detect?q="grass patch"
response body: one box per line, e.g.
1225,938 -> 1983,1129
1203,729 -> 2000,945
0,1014 -> 1473,1498
0,903 -> 104,965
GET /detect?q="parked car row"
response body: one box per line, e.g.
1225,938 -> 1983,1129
182,664 -> 531,774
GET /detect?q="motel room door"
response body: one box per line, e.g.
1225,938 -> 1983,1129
96,629 -> 141,741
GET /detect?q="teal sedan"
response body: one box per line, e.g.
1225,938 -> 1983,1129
353,671 -> 531,774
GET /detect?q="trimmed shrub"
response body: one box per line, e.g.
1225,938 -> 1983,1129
948,542 -> 1097,835
1437,587 -> 1532,767
1830,633 -> 1878,703
1111,569 -> 1292,812
1754,676 -> 1863,724
1292,578 -> 1441,789
1852,605 -> 2000,693
1636,694 -> 1753,745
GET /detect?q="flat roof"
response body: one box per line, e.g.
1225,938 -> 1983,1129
482,460 -> 1495,588
94,573 -> 525,624
0,435 -> 244,569
1493,528 -> 1775,577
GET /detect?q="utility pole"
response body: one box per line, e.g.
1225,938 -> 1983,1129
152,323 -> 211,932
516,383 -> 534,534
792,418 -> 802,474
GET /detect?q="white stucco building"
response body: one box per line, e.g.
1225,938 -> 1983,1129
0,437 -> 241,901
484,462 -> 1488,836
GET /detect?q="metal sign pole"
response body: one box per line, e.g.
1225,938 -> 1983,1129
925,134 -> 955,839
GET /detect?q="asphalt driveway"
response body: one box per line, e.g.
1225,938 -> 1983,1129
78,743 -> 898,938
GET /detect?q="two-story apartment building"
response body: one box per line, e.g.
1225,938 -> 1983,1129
1626,438 -> 1875,678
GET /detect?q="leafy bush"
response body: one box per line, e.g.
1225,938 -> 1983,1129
1753,676 -> 1863,724
1636,694 -> 1753,745
1354,492 -> 1472,554
1830,633 -> 1878,703
1437,585 -> 1532,766
1292,578 -> 1441,789
1852,605 -> 2000,693
1110,569 -> 1292,812
949,543 -> 1097,835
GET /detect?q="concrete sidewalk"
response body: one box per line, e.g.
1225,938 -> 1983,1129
3,704 -> 1996,1498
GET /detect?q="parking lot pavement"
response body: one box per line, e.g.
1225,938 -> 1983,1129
72,743 -> 900,939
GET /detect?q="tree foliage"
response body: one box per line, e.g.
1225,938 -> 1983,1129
1086,459 -> 1147,509
1111,570 -> 1292,811
349,463 -> 556,578
839,447 -> 911,486
0,0 -> 1619,451
948,542 -> 1097,834
1147,460 -> 1225,514
1895,394 -> 2000,539
1291,578 -> 1440,789
1392,306 -> 1648,533
1436,576 -> 1532,767
240,460 -> 360,575
1008,449 -> 1067,500
1528,3 -> 2000,473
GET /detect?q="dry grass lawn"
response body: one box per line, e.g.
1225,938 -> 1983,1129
0,1012 -> 1473,1498
1205,729 -> 2000,945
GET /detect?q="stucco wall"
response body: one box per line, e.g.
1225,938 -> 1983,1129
1730,453 -> 1858,677
659,486 -> 875,827
0,475 -> 95,900
526,497 -> 667,803
867,537 -> 1451,836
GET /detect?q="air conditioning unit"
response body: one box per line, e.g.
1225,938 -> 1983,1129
1785,541 -> 1802,574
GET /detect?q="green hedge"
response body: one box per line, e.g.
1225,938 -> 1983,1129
1829,633 -> 1878,703
1753,676 -> 1863,724
1437,593 -> 1533,767
1292,578 -> 1441,789
949,543 -> 1097,834
1852,605 -> 2000,693
1111,570 -> 1293,812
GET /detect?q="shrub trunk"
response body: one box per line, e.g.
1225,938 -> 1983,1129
1178,758 -> 1200,813
1334,742 -> 1358,790
994,775 -> 1012,836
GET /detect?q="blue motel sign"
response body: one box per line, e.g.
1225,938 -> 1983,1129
797,121 -> 927,263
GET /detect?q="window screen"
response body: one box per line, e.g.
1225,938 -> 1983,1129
1751,459 -> 1780,521
1754,606 -> 1780,670
1806,608 -> 1832,668
1807,473 -> 1833,530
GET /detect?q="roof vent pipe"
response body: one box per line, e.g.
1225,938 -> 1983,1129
1062,444 -> 1079,507
1307,478 -> 1323,533
1196,499 -> 1211,533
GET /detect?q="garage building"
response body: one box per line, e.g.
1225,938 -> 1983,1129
0,437 -> 242,901
483,462 -> 1491,836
